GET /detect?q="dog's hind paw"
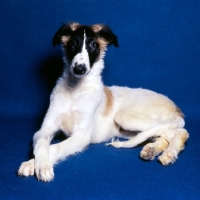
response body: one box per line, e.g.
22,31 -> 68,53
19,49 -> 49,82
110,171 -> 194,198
18,159 -> 35,177
158,149 -> 178,165
140,144 -> 157,160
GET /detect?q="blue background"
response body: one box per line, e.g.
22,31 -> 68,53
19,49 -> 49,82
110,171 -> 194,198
0,0 -> 200,199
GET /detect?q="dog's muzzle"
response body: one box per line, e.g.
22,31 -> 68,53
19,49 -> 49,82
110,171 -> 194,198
73,63 -> 87,76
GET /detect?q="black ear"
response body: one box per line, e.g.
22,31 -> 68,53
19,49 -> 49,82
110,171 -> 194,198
52,23 -> 72,46
96,25 -> 118,47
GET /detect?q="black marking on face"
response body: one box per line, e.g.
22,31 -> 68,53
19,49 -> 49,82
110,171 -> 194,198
63,26 -> 100,67
52,22 -> 118,77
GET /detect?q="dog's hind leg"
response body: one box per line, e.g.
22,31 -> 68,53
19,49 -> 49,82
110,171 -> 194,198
158,128 -> 189,165
107,108 -> 187,159
114,108 -> 156,132
107,108 -> 176,148
107,114 -> 189,165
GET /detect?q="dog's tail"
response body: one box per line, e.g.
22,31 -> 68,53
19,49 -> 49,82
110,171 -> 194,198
106,116 -> 185,148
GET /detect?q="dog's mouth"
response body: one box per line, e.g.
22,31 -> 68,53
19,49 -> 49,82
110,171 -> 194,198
71,72 -> 89,79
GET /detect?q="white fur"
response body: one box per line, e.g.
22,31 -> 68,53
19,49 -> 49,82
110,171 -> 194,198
18,26 -> 189,182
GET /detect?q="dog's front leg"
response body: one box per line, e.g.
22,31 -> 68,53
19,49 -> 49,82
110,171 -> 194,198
18,92 -> 101,182
37,94 -> 100,182
48,132 -> 91,164
26,96 -> 64,181
48,96 -> 100,164
33,119 -> 61,182
18,121 -> 60,182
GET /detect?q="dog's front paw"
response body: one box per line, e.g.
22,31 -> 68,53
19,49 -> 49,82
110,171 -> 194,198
35,158 -> 54,182
18,159 -> 35,177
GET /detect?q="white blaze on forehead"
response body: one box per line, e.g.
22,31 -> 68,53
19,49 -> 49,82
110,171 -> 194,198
72,30 -> 90,71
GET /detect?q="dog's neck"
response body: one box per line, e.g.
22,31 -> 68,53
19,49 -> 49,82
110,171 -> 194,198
63,58 -> 105,89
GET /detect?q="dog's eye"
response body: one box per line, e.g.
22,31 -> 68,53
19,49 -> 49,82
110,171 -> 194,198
89,41 -> 97,50
70,39 -> 78,49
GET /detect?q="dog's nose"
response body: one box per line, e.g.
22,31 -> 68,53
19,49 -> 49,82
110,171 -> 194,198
73,64 -> 87,75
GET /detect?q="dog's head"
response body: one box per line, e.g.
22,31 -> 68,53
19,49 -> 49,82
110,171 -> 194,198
52,22 -> 118,78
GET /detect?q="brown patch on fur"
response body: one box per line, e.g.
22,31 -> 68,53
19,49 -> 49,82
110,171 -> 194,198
70,22 -> 80,31
91,24 -> 109,51
61,36 -> 70,45
90,24 -> 103,32
61,23 -> 80,45
97,38 -> 107,51
179,129 -> 189,150
103,87 -> 113,116
176,106 -> 184,118
157,137 -> 169,152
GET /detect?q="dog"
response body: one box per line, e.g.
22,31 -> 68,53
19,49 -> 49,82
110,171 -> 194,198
18,22 -> 189,182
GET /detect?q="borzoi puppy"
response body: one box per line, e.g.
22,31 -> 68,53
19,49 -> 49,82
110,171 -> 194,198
18,22 -> 189,182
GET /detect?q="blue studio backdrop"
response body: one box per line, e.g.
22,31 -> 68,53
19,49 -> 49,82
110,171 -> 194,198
0,0 -> 200,199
